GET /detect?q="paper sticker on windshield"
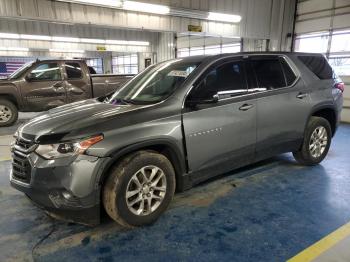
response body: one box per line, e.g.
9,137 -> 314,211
168,70 -> 189,77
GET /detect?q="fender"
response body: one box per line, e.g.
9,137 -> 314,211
96,138 -> 191,192
305,102 -> 337,135
0,81 -> 23,109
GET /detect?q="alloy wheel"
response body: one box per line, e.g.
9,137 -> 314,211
0,105 -> 12,123
309,126 -> 328,158
125,165 -> 167,216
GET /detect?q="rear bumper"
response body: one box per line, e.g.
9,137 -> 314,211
10,153 -> 110,225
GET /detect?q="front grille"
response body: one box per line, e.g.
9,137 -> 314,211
11,137 -> 36,184
12,151 -> 32,183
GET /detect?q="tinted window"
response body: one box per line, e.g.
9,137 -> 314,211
189,60 -> 247,100
65,62 -> 82,79
298,55 -> 333,79
280,58 -> 297,85
29,63 -> 61,81
251,58 -> 286,90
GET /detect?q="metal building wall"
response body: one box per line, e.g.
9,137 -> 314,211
294,0 -> 350,122
295,0 -> 350,34
0,0 -> 289,39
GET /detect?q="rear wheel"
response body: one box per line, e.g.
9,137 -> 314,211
293,116 -> 332,165
0,99 -> 18,127
103,151 -> 176,227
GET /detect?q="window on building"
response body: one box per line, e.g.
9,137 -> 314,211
328,56 -> 350,76
250,58 -> 286,90
190,47 -> 205,56
177,43 -> 241,58
330,31 -> 350,53
86,58 -> 103,74
29,63 -> 61,81
178,48 -> 190,58
222,44 -> 241,53
294,30 -> 350,76
294,33 -> 330,53
112,54 -> 138,75
205,45 -> 221,55
65,62 -> 82,79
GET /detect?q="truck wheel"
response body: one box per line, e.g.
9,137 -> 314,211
0,99 -> 18,127
293,116 -> 332,166
103,151 -> 176,227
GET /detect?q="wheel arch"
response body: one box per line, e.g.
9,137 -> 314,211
309,105 -> 337,136
0,93 -> 19,108
98,139 -> 190,193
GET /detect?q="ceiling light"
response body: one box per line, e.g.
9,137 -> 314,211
207,12 -> 241,23
59,0 -> 122,8
50,49 -> 85,53
81,38 -> 106,44
20,34 -> 52,41
52,36 -> 80,42
0,33 -> 20,39
127,41 -> 149,46
106,40 -> 149,46
105,39 -> 128,45
0,47 -> 29,51
123,1 -> 170,15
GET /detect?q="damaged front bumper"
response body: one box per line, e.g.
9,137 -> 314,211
10,146 -> 110,225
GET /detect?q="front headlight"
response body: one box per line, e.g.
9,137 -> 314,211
35,135 -> 103,159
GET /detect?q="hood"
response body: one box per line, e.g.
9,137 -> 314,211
18,99 -> 146,142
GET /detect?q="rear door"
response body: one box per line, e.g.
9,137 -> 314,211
21,61 -> 67,111
63,62 -> 92,103
183,58 -> 257,181
246,55 -> 311,160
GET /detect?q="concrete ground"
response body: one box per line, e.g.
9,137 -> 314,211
0,114 -> 350,261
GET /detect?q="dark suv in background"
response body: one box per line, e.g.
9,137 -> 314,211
10,52 -> 344,227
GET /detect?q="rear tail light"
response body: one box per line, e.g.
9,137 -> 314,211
334,82 -> 345,93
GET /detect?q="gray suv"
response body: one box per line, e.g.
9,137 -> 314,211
10,52 -> 344,227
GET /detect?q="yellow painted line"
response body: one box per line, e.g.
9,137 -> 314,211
288,222 -> 350,262
0,157 -> 11,162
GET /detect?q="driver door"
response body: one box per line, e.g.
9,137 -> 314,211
182,58 -> 257,182
21,61 -> 67,111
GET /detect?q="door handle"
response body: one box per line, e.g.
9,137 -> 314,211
53,82 -> 63,89
296,92 -> 308,99
239,103 -> 254,111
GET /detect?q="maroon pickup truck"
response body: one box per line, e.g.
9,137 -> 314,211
0,59 -> 133,126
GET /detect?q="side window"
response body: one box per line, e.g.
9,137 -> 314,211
29,63 -> 61,81
298,55 -> 333,79
65,62 -> 83,79
251,58 -> 286,90
189,60 -> 247,101
280,58 -> 297,86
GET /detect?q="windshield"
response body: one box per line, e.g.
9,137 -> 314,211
8,61 -> 34,80
109,59 -> 200,105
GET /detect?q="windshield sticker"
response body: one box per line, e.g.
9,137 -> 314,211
167,70 -> 189,77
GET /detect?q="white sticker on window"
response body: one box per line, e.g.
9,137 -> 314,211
167,70 -> 189,77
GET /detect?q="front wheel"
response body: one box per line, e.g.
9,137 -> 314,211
103,151 -> 176,227
0,99 -> 18,127
293,116 -> 332,165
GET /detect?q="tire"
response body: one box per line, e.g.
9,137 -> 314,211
0,99 -> 18,127
293,116 -> 332,166
103,150 -> 176,227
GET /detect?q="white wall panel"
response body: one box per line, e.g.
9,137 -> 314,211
0,0 -> 288,40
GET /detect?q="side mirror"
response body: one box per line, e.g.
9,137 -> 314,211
25,73 -> 35,82
186,94 -> 219,107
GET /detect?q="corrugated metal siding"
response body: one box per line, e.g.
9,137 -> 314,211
295,0 -> 350,34
0,0 -> 280,39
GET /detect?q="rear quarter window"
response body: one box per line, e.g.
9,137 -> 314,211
298,55 -> 333,79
